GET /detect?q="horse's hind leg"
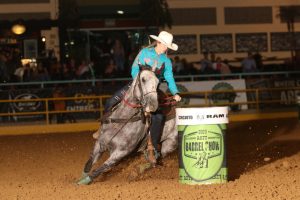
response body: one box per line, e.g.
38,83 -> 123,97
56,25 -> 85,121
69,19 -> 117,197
161,138 -> 177,158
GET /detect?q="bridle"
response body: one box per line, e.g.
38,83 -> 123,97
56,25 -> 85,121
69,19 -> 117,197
123,68 -> 158,109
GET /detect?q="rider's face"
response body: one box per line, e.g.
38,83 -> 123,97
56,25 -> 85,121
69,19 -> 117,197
156,42 -> 168,54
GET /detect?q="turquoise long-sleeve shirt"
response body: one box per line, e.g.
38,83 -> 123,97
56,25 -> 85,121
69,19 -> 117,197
131,47 -> 179,95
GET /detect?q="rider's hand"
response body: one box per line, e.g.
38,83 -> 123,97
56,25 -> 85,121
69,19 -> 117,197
173,94 -> 181,102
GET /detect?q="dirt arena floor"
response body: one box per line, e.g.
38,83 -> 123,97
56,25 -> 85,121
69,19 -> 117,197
1,118 -> 300,200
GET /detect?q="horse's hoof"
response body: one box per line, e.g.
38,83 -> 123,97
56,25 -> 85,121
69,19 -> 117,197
136,163 -> 152,174
77,176 -> 92,185
81,172 -> 89,179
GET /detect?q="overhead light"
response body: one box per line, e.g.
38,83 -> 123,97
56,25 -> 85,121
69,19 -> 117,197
11,23 -> 26,35
117,10 -> 124,14
41,37 -> 46,42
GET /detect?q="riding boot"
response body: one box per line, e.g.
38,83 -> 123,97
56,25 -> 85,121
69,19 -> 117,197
155,143 -> 162,161
146,136 -> 157,166
149,113 -> 165,162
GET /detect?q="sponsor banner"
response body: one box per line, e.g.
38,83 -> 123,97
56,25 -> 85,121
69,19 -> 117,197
8,89 -> 51,121
176,107 -> 229,125
273,79 -> 300,105
247,78 -> 300,108
160,79 -> 248,110
3,85 -> 119,122
61,86 -> 105,120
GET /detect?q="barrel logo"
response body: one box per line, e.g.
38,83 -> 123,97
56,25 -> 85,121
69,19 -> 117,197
181,124 -> 224,182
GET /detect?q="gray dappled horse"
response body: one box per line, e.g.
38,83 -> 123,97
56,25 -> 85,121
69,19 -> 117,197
77,68 -> 178,185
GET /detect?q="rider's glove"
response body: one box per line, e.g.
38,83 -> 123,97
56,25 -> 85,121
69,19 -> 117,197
173,94 -> 181,102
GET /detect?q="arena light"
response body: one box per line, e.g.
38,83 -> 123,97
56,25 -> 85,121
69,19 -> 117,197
11,23 -> 26,35
117,10 -> 124,14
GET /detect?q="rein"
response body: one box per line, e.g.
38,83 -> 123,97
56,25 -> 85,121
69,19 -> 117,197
123,96 -> 143,108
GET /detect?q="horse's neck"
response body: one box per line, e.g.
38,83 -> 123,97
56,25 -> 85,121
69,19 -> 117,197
125,78 -> 142,104
111,80 -> 141,116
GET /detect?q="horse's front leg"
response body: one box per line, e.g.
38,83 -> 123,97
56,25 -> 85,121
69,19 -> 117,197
78,140 -> 103,181
77,150 -> 129,185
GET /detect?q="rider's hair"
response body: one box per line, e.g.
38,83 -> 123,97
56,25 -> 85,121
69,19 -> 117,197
143,41 -> 168,55
144,41 -> 157,49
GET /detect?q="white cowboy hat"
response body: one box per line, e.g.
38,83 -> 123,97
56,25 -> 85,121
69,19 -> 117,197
150,31 -> 178,51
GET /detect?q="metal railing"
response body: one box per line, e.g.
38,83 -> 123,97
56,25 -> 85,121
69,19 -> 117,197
0,86 -> 299,125
0,71 -> 299,89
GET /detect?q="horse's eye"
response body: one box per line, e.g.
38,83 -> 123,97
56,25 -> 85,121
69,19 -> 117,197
141,77 -> 146,83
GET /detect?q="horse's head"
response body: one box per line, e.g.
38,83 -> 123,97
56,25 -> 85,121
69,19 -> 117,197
132,68 -> 159,113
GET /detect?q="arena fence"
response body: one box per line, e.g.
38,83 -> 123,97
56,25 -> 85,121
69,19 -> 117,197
0,86 -> 299,125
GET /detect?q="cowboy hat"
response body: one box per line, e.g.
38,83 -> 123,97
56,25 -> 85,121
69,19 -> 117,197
150,31 -> 178,51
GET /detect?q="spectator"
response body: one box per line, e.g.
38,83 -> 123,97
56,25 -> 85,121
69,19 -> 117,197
173,56 -> 184,75
62,63 -> 76,80
14,65 -> 25,82
210,52 -> 216,63
103,58 -> 117,79
22,64 -> 33,82
241,52 -> 257,73
0,53 -> 9,82
200,52 -> 214,74
213,57 -> 232,79
35,63 -> 50,82
181,58 -> 191,75
212,57 -> 223,73
52,87 -> 66,124
112,39 -> 125,73
253,52 -> 264,72
76,60 -> 90,79
49,62 -> 64,80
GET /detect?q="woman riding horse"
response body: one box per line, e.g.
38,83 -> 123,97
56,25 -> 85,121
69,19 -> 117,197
104,31 -> 181,165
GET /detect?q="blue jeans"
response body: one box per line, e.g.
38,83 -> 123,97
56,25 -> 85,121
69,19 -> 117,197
150,112 -> 165,151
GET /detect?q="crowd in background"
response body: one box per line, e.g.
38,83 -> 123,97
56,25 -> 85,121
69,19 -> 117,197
0,38 -> 298,84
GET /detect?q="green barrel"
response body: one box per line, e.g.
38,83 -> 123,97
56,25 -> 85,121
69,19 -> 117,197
176,107 -> 229,185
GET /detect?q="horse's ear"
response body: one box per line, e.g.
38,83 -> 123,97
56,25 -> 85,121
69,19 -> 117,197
138,64 -> 143,71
